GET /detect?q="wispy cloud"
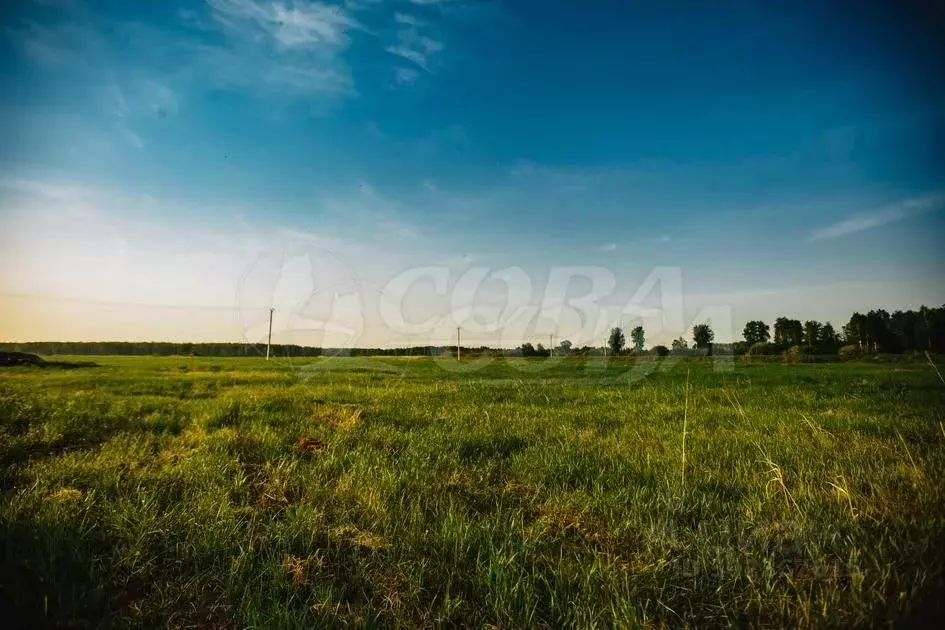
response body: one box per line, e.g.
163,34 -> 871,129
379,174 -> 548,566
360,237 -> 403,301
6,20 -> 104,68
600,243 -> 617,252
395,66 -> 421,85
8,0 -> 480,109
198,0 -> 360,99
386,11 -> 445,73
807,193 -> 944,241
120,127 -> 145,150
207,0 -> 357,50
101,74 -> 179,148
178,8 -> 208,31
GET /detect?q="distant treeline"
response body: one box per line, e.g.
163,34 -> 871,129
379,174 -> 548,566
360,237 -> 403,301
0,341 -> 488,358
730,305 -> 945,356
3,305 -> 943,358
0,342 -> 321,357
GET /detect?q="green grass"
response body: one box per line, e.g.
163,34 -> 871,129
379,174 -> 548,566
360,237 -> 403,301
2,355 -> 944,628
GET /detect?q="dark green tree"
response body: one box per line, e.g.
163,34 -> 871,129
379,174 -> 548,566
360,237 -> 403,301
693,323 -> 714,350
743,320 -> 770,345
843,312 -> 867,348
774,317 -> 803,346
608,327 -> 626,355
803,320 -> 822,351
865,309 -> 891,352
630,326 -> 645,353
819,322 -> 840,351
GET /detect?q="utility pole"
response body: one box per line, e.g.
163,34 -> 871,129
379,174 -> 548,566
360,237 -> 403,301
266,308 -> 274,360
549,334 -> 554,358
456,327 -> 461,361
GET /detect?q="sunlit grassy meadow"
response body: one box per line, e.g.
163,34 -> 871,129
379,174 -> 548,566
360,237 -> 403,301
2,355 -> 944,628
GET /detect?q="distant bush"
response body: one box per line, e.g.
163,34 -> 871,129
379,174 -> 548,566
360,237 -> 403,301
783,345 -> 807,363
748,342 -> 779,356
652,345 -> 670,357
838,344 -> 860,357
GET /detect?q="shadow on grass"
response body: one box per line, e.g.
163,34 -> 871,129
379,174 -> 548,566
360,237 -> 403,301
0,352 -> 99,370
0,517 -> 123,628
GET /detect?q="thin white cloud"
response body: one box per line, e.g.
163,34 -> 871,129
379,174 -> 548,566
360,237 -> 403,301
178,8 -> 208,30
197,0 -> 359,99
385,9 -> 444,72
395,13 -> 422,26
135,77 -> 180,116
600,243 -> 617,252
121,127 -> 145,149
7,20 -> 104,68
807,193 -> 944,241
102,75 -> 178,148
394,66 -> 420,85
207,0 -> 357,49
8,0 -> 475,106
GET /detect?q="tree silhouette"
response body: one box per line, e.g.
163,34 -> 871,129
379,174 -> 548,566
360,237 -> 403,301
803,320 -> 822,351
693,323 -> 714,349
743,320 -> 770,345
774,317 -> 803,346
843,313 -> 867,348
630,326 -> 645,353
608,327 -> 626,355
820,322 -> 840,351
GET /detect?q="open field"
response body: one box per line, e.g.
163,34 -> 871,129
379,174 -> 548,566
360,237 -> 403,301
2,355 -> 944,628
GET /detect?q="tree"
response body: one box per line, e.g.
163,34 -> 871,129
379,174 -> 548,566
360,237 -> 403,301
692,323 -> 714,350
743,320 -> 770,345
671,336 -> 688,350
865,309 -> 891,352
520,342 -> 536,357
608,327 -> 625,355
653,345 -> 670,357
630,326 -> 645,353
803,320 -> 822,351
557,339 -> 573,355
774,317 -> 803,346
843,312 -> 866,348
819,322 -> 840,351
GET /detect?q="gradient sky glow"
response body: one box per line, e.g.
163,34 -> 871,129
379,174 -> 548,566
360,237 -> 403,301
1,0 -> 944,347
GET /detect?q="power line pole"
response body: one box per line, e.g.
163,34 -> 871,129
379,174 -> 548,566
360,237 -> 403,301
549,334 -> 554,357
266,308 -> 274,360
457,326 -> 461,361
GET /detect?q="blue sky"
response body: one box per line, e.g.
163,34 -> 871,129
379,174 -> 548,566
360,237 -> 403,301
1,0 -> 943,346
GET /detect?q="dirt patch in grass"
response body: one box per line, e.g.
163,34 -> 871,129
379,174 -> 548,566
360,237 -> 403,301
330,524 -> 386,551
294,436 -> 327,455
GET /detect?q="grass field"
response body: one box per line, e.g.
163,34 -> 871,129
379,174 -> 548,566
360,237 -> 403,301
2,354 -> 944,628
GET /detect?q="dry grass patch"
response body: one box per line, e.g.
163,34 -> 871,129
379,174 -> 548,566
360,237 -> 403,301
313,403 -> 363,432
